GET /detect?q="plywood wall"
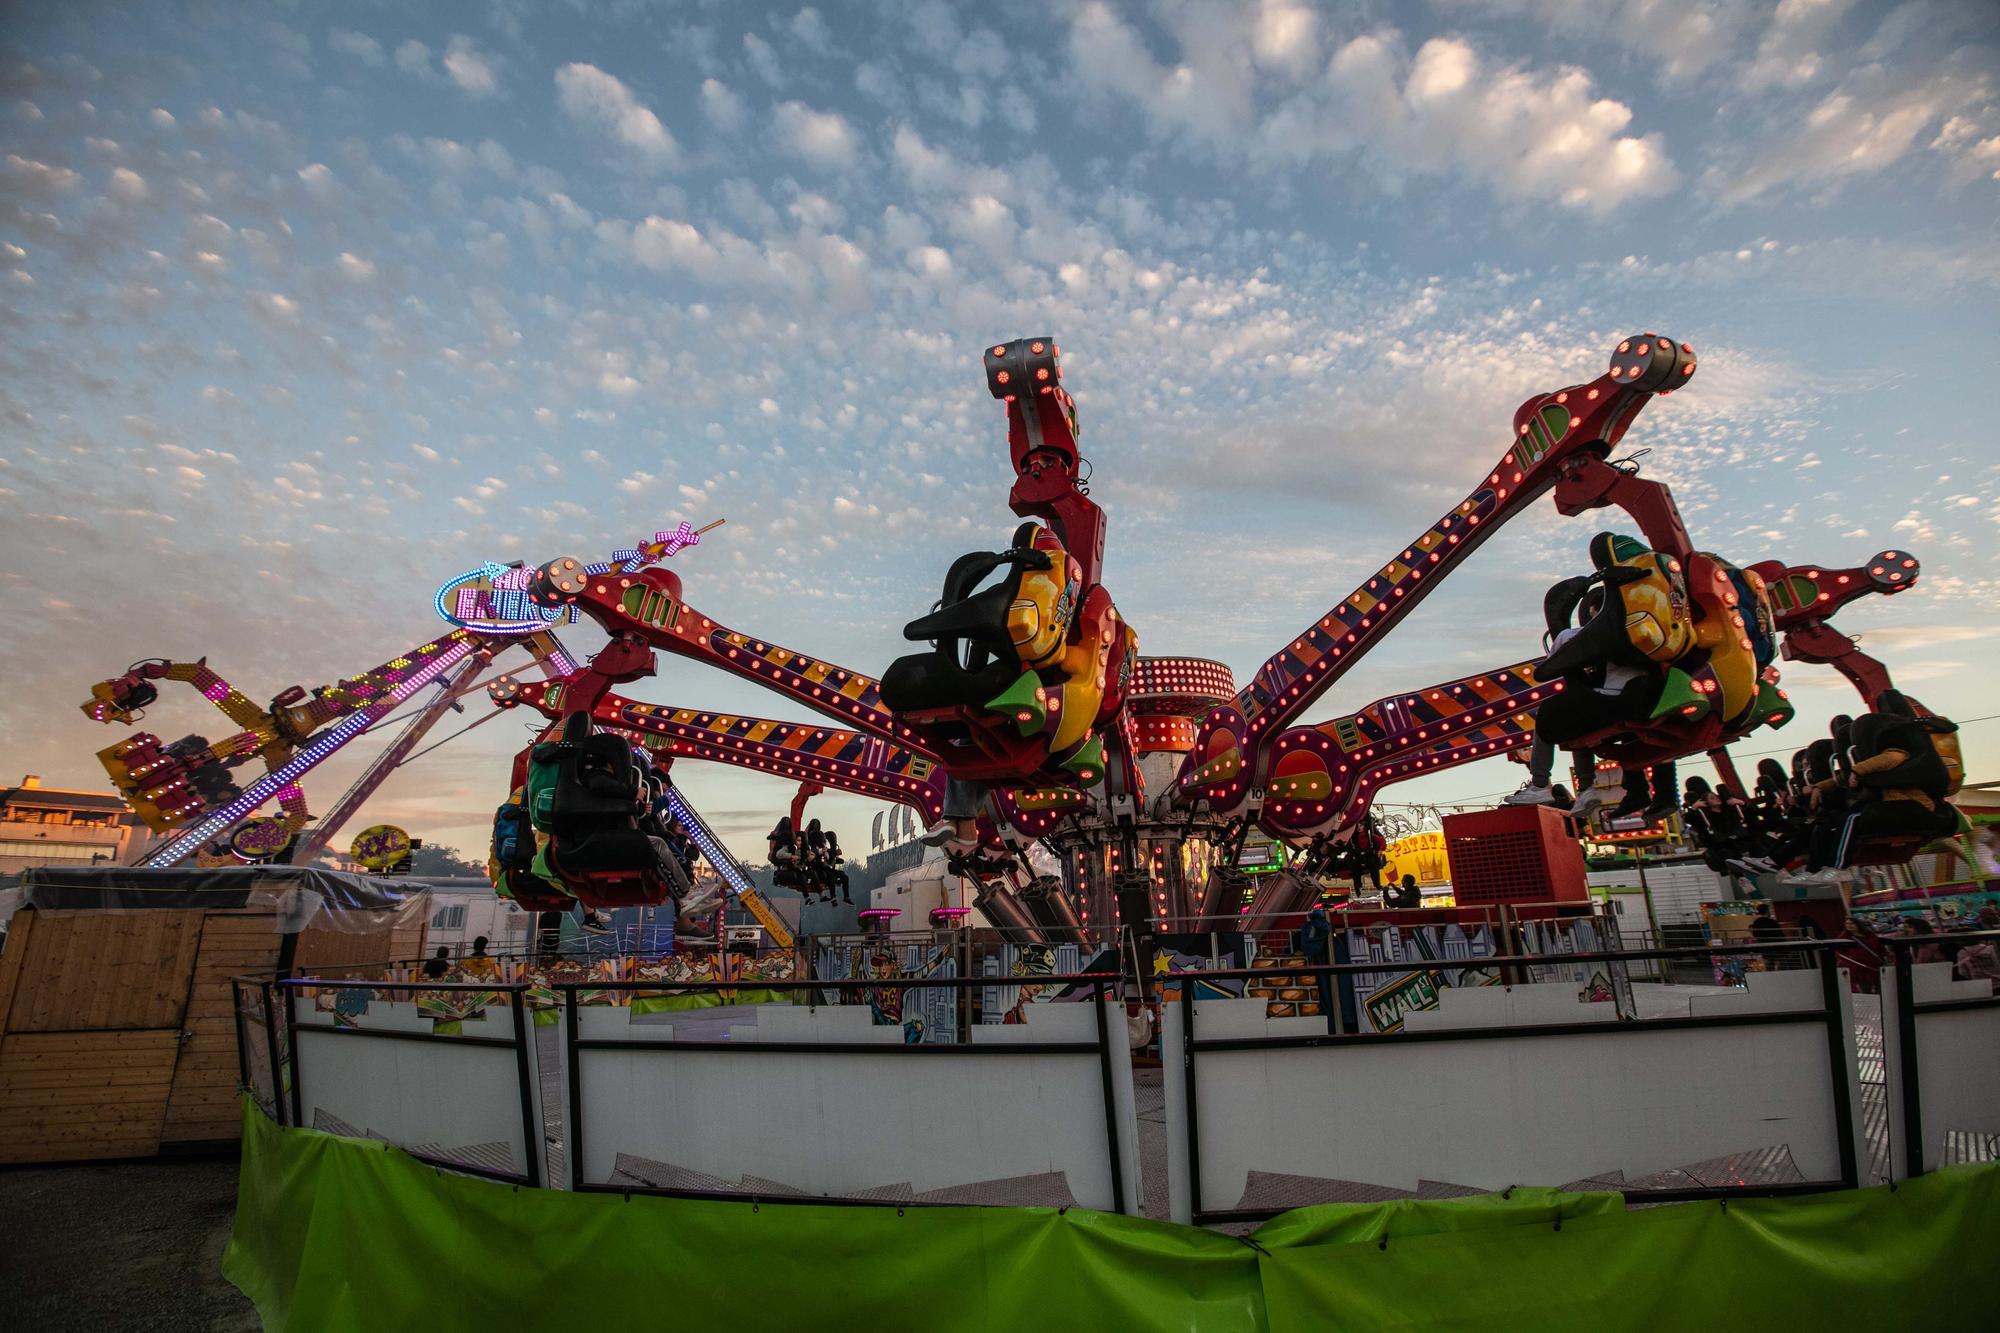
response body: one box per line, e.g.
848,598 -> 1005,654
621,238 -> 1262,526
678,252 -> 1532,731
292,909 -> 425,979
0,902 -> 408,1161
2,910 -> 205,1032
0,1029 -> 181,1163
163,913 -> 282,1146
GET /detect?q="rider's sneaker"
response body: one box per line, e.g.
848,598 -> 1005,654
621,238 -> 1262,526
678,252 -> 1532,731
580,911 -> 613,936
1570,780 -> 1625,820
1503,782 -> 1554,806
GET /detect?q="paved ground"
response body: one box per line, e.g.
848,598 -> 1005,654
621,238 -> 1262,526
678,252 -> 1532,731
0,1155 -> 259,1332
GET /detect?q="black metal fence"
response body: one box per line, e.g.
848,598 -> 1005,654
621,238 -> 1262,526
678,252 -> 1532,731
232,972 -> 1133,1214
1884,929 -> 2000,1178
231,977 -> 544,1188
1169,939 -> 1860,1225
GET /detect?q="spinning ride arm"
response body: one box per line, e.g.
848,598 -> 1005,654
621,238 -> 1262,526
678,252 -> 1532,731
1259,659 -> 1552,837
128,630 -> 502,865
492,677 -> 948,822
985,337 -> 1106,587
1749,551 -> 1922,710
289,631 -> 576,864
1181,334 -> 1696,814
523,560 -> 927,755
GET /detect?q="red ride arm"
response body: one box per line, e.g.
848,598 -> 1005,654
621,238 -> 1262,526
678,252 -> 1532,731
1229,335 -> 1695,751
529,562 -> 933,756
491,678 -> 948,822
1747,550 -> 1921,711
985,337 -> 1106,587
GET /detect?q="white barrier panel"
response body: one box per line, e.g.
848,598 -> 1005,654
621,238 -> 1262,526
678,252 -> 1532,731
1882,963 -> 2000,1179
570,996 -> 1140,1213
1164,972 -> 1864,1223
292,997 -> 537,1181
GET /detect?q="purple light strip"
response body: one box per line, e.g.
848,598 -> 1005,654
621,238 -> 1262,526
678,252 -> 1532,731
141,639 -> 479,866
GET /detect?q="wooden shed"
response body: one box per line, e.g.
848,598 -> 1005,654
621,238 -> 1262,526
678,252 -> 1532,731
0,866 -> 428,1164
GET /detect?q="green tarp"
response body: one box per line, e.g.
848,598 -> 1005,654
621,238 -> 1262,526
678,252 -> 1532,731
226,1100 -> 2000,1332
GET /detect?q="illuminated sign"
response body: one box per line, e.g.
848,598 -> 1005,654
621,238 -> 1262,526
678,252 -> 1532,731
434,562 -> 579,636
434,523 -> 719,635
351,824 -> 413,872
228,817 -> 296,863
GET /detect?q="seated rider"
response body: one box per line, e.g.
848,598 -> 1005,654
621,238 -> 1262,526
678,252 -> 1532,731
923,774 -> 988,853
1810,691 -> 1960,869
801,818 -> 853,905
1510,583 -> 1673,820
821,827 -> 852,906
767,816 -> 805,891
1681,776 -> 1755,877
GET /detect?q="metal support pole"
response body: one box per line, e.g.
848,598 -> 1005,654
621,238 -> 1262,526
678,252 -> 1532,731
510,989 -> 543,1189
260,981 -> 284,1125
564,986 -> 585,1190
1894,956 -> 1924,1179
282,984 -> 303,1129
1092,980 -> 1128,1215
1179,982 -> 1203,1222
231,980 -> 252,1099
1818,945 -> 1859,1188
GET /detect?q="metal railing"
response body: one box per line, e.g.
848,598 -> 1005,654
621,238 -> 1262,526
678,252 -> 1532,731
1168,939 -> 1860,1225
557,973 -> 1129,1211
232,976 -> 544,1188
233,970 -> 1132,1214
1883,929 -> 2000,1178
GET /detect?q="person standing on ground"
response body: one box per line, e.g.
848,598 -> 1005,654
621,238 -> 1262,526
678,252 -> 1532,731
1299,903 -> 1334,1020
461,934 -> 501,980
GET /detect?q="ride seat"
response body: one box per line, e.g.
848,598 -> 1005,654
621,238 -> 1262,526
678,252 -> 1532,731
533,714 -> 686,907
539,714 -> 645,829
548,829 -> 687,908
881,523 -> 1051,713
499,864 -> 574,912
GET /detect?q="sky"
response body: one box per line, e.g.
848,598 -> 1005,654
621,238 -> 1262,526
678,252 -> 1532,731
2,0 -> 1997,865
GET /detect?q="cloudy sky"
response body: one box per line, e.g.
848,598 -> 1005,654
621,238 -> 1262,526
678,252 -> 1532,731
3,0 -> 1996,863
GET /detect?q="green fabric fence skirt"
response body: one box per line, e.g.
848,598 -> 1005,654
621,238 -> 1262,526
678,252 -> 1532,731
225,1098 -> 2000,1332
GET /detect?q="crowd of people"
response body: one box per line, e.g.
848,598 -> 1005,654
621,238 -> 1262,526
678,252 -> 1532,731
1833,906 -> 2000,991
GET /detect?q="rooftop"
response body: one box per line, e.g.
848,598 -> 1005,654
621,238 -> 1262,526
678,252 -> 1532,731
0,779 -> 132,814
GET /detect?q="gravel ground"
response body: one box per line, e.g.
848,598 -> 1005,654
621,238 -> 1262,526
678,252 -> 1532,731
0,1155 -> 259,1332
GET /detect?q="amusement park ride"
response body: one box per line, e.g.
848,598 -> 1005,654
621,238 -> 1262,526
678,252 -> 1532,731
76,332 -> 1949,942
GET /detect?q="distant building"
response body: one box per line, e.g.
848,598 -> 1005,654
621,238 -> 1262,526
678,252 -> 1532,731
0,774 -> 159,873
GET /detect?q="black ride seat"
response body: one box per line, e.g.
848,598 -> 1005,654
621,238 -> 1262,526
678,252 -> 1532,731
881,522 -> 1051,713
538,714 -> 685,906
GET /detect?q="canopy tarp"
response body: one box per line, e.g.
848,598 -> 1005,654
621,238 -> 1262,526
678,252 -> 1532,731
11,865 -> 428,934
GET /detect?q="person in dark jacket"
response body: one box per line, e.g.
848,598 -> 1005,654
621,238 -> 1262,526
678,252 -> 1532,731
1299,904 -> 1334,1020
